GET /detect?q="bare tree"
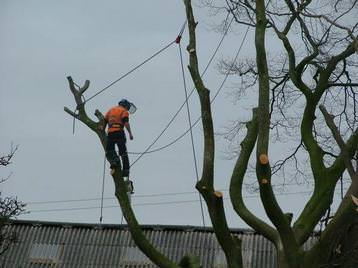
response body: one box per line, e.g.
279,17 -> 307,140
0,145 -> 17,183
184,0 -> 358,267
0,145 -> 25,256
64,0 -> 358,267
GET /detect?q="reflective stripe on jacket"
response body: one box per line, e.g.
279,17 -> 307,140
105,106 -> 129,133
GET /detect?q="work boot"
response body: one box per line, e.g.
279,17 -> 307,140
123,177 -> 134,194
127,180 -> 134,194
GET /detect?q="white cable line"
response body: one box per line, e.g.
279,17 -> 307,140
26,179 -> 352,205
25,188 -> 349,214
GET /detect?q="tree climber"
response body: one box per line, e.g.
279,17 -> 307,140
103,99 -> 136,193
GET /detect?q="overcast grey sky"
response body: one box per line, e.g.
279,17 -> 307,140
0,0 -> 345,228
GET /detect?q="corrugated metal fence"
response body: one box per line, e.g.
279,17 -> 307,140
0,220 -> 317,268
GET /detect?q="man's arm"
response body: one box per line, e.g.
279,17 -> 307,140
124,122 -> 133,140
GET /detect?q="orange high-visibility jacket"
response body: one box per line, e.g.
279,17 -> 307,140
105,106 -> 129,133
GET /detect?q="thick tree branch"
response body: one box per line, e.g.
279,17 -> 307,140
294,102 -> 358,244
293,97 -> 336,244
185,1 -> 214,188
255,0 -> 300,261
303,101 -> 326,169
292,34 -> 358,248
230,108 -> 277,243
184,1 -> 243,267
110,168 -> 181,268
306,183 -> 358,265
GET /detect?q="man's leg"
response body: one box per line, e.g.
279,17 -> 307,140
116,131 -> 133,193
117,131 -> 130,177
106,132 -> 121,169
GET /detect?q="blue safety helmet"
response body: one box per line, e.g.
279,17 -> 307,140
118,99 -> 137,114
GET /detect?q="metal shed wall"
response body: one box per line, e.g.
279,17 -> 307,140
0,221 -> 317,268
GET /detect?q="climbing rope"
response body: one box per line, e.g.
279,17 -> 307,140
83,21 -> 187,105
92,15 -> 242,224
129,21 -> 249,165
99,154 -> 107,224
84,21 -> 187,224
129,13 -> 235,166
178,40 -> 206,226
71,21 -> 186,137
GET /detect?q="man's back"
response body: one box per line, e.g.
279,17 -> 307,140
105,106 -> 129,133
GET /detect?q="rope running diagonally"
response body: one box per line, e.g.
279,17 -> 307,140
129,22 -> 250,166
71,22 -> 187,134
93,21 -> 188,224
129,13 -> 234,166
94,17 -> 243,223
83,21 -> 187,105
70,21 -> 186,133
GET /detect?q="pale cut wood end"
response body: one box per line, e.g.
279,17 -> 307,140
214,191 -> 223,198
259,154 -> 269,165
261,178 -> 269,184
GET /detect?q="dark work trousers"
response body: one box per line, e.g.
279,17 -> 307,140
106,130 -> 130,177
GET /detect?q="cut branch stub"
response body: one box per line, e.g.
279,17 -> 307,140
94,109 -> 106,132
261,178 -> 269,184
259,154 -> 269,165
64,107 -> 79,118
79,80 -> 90,95
66,76 -> 88,110
214,191 -> 223,198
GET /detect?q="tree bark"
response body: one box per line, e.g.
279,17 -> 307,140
183,1 -> 243,267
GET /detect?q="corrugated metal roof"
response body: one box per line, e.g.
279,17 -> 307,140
0,220 -> 318,268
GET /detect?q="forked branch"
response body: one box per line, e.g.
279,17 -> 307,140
64,76 -> 193,268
